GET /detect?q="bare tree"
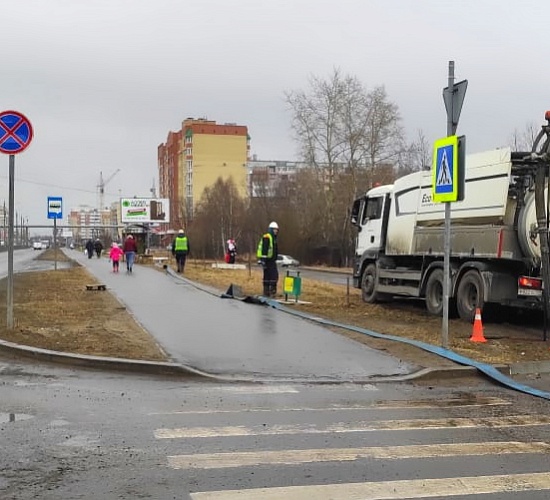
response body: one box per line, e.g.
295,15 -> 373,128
398,129 -> 432,176
190,177 -> 246,259
509,121 -> 539,152
285,68 -> 403,264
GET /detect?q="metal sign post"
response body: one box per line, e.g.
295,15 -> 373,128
7,155 -> 14,328
48,197 -> 63,271
440,61 -> 467,347
0,110 -> 33,329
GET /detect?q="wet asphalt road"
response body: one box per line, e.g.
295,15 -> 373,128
71,250 -> 415,381
0,248 -> 60,278
3,251 -> 550,498
2,358 -> 550,499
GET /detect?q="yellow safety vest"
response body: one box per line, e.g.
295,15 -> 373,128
256,233 -> 273,259
174,235 -> 188,251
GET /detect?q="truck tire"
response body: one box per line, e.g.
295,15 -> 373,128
457,270 -> 484,322
425,269 -> 444,316
361,264 -> 379,303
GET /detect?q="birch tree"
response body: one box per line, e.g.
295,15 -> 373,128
285,68 -> 403,263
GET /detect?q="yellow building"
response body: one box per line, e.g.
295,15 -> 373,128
159,118 -> 249,227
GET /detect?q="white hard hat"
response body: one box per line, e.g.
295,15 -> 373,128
178,229 -> 184,234
268,221 -> 279,229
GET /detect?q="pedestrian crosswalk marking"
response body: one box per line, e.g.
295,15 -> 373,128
155,414 -> 550,439
436,147 -> 452,186
167,441 -> 550,469
189,472 -> 550,499
149,396 -> 510,416
371,396 -> 510,408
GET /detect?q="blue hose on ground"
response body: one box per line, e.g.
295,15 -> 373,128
259,296 -> 550,401
165,267 -> 550,400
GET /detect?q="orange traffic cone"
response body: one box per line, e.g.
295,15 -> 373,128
470,308 -> 487,343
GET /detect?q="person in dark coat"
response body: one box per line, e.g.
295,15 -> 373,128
256,221 -> 279,297
85,239 -> 94,259
171,229 -> 190,273
94,239 -> 103,258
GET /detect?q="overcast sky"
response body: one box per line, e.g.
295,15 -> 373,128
1,0 -> 548,228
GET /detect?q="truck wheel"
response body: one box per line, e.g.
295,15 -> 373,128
457,270 -> 484,322
425,269 -> 444,316
361,264 -> 379,303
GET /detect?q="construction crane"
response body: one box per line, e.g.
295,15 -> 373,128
97,169 -> 121,211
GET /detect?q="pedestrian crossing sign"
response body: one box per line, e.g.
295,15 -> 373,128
432,135 -> 464,202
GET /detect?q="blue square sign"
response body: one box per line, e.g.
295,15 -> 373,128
47,197 -> 62,219
432,135 -> 458,202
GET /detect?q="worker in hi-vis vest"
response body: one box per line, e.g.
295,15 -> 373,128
257,221 -> 279,297
172,229 -> 190,273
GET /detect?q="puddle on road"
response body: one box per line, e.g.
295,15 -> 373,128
0,412 -> 34,423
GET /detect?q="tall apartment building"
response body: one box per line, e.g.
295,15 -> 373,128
158,118 -> 249,228
68,205 -> 119,242
247,160 -> 303,198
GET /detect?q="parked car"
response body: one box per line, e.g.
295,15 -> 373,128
32,241 -> 42,250
277,254 -> 300,267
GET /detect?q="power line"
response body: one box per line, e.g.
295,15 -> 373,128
0,174 -> 120,197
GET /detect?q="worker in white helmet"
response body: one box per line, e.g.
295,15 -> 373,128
256,221 -> 279,297
172,229 -> 190,273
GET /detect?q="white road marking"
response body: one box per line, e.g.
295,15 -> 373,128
155,414 -> 550,439
148,396 -> 510,416
168,441 -> 550,469
190,472 -> 550,499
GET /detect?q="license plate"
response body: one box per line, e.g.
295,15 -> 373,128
518,288 -> 542,297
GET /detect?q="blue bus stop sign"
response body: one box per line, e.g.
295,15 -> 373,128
47,197 -> 63,220
0,110 -> 33,154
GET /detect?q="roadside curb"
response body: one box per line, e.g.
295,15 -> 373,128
508,360 -> 550,375
0,336 -> 528,384
0,338 -> 222,380
405,364 -> 509,381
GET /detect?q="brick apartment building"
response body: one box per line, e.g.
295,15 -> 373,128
158,118 -> 249,229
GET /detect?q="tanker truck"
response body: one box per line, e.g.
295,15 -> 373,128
351,116 -> 550,322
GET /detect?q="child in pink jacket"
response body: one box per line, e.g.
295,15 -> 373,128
109,243 -> 124,273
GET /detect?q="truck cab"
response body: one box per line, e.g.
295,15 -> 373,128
351,185 -> 392,286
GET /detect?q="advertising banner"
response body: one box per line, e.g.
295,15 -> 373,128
121,198 -> 170,223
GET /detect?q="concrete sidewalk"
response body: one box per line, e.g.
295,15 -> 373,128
71,251 -> 417,382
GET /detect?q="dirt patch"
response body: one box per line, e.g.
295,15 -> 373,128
0,251 -> 167,361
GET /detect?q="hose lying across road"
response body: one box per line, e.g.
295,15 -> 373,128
167,267 -> 550,400
257,296 -> 550,401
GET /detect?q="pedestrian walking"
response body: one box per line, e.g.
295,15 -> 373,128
123,234 -> 138,273
171,229 -> 190,273
109,242 -> 123,273
94,239 -> 104,258
257,221 -> 279,297
85,239 -> 94,259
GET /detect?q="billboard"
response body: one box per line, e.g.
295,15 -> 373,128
121,198 -> 170,223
